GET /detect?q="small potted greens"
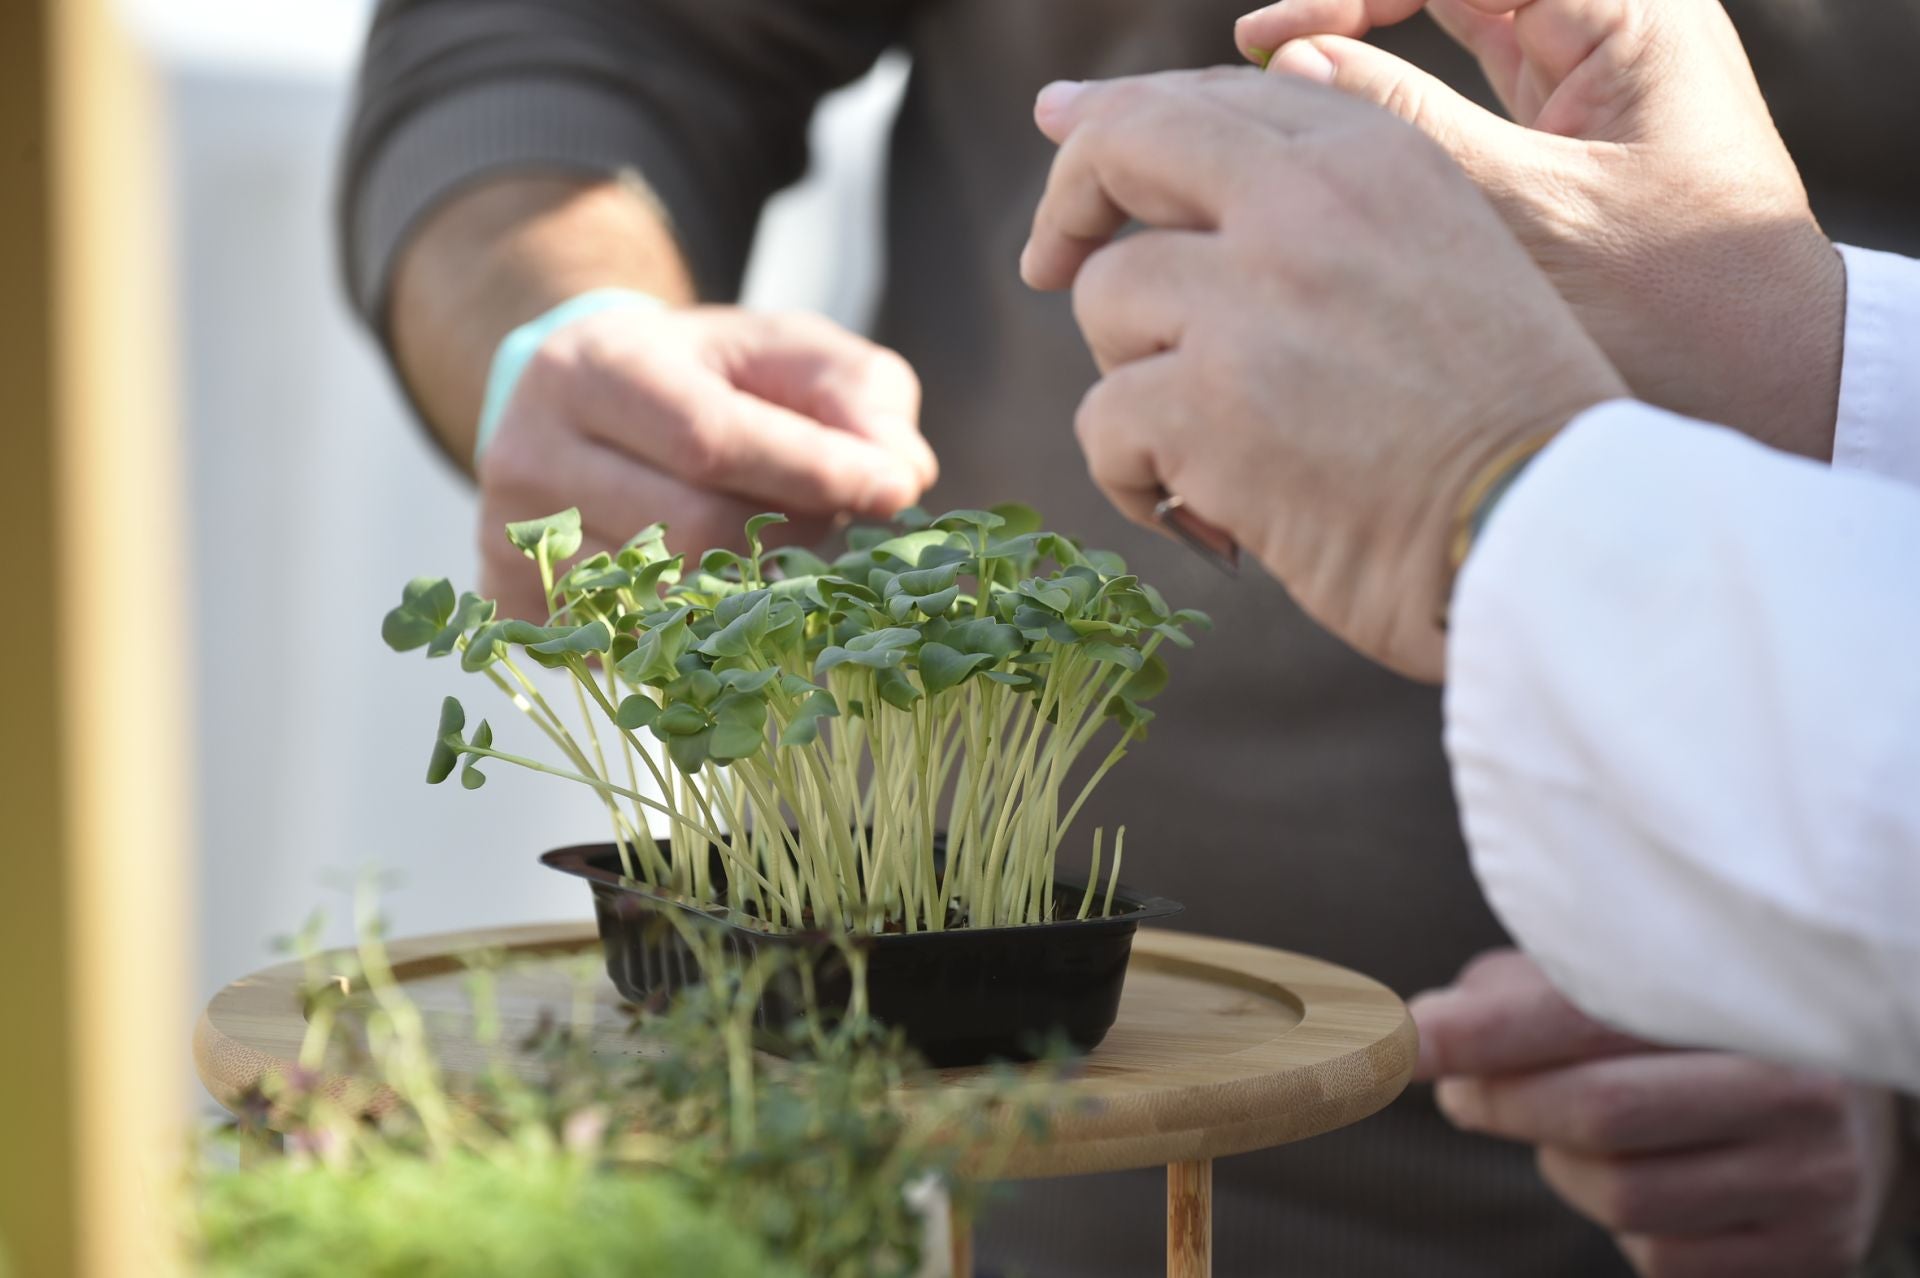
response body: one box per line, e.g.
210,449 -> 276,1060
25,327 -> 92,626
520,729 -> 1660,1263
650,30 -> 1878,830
385,505 -> 1204,1064
189,900 -> 1040,1278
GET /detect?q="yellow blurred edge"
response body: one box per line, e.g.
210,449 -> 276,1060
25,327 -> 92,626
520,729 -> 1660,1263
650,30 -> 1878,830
2,0 -> 191,1274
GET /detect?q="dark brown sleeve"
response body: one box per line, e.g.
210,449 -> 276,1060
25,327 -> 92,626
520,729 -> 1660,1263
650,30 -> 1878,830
336,0 -> 905,333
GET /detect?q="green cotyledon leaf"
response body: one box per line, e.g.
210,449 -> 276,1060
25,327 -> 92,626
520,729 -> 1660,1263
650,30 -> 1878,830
426,592 -> 495,659
426,696 -> 465,785
874,666 -> 922,710
698,594 -> 772,659
665,730 -> 711,775
929,509 -> 1006,535
615,695 -> 660,731
504,509 -> 582,560
1080,641 -> 1144,672
866,529 -> 962,568
382,577 -> 456,652
814,645 -> 908,678
527,621 -> 612,657
745,513 -> 788,561
917,642 -> 993,696
653,703 -> 709,738
708,722 -> 766,762
779,690 -> 840,746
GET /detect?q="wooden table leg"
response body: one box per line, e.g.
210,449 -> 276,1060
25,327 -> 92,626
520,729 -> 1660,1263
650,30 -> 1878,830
949,1204 -> 973,1278
1167,1159 -> 1212,1278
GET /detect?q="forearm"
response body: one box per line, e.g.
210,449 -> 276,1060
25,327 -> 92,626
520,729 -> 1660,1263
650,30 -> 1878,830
388,175 -> 697,468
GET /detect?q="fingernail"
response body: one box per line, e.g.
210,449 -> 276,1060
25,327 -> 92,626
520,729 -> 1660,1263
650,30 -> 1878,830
1269,38 -> 1336,83
1035,79 -> 1086,118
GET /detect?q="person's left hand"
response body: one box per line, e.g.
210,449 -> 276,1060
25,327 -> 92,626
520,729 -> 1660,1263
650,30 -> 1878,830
1415,949 -> 1903,1277
1021,68 -> 1626,680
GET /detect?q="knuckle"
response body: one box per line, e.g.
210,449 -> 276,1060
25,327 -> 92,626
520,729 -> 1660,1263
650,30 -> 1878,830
866,343 -> 918,392
1072,381 -> 1114,451
1071,245 -> 1128,328
846,344 -> 921,414
1375,75 -> 1430,136
1060,115 -> 1113,172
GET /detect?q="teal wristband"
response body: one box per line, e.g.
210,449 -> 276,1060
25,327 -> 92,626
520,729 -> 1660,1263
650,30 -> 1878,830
474,287 -> 668,465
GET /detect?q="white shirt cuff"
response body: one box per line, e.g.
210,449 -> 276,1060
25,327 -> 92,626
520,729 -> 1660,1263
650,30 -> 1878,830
1833,243 -> 1920,487
1444,401 -> 1920,1086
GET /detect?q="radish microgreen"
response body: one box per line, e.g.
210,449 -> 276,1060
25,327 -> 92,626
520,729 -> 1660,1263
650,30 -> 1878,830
384,505 -> 1207,932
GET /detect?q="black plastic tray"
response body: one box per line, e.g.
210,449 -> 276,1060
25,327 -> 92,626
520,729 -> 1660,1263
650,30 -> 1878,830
541,841 -> 1182,1067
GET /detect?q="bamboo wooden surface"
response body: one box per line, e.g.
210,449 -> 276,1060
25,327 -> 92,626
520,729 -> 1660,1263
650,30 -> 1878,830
1167,1160 -> 1213,1278
196,923 -> 1416,1180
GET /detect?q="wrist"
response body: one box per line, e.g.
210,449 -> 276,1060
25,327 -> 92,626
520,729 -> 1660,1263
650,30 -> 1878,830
476,288 -> 669,464
1433,380 -> 1623,631
388,176 -> 695,471
1433,428 -> 1562,631
1747,229 -> 1847,463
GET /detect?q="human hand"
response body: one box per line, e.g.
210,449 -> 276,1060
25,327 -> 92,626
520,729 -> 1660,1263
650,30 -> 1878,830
478,306 -> 936,620
1021,69 -> 1625,680
1415,949 -> 1903,1277
1234,0 -> 1847,460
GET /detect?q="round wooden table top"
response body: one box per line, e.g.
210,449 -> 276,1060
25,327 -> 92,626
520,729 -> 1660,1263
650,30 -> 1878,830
195,923 -> 1416,1179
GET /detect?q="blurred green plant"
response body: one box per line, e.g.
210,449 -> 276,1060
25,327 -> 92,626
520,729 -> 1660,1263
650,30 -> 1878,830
193,1155 -> 765,1278
184,890 -> 1049,1278
386,505 -> 1207,931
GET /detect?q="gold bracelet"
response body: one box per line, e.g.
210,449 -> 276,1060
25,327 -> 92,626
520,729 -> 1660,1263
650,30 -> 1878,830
1436,428 -> 1563,629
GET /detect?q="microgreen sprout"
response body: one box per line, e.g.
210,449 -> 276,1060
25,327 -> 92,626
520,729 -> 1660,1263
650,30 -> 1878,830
384,504 -> 1207,932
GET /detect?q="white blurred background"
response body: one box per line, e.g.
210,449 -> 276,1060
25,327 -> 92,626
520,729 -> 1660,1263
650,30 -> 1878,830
122,0 -> 908,1035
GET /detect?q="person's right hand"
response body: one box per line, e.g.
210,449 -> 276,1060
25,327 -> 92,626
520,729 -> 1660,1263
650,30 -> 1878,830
478,305 -> 937,620
1415,950 -> 1902,1278
1234,0 -> 1847,460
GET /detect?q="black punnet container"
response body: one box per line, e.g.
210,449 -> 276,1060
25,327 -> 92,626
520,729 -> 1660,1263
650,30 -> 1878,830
542,840 -> 1181,1068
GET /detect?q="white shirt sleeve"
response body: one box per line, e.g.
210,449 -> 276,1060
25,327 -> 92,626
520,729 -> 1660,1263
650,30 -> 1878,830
1445,401 -> 1920,1092
1833,244 -> 1920,487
